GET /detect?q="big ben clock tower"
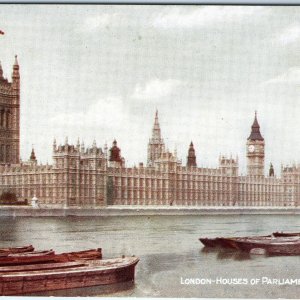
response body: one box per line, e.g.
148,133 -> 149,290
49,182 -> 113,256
246,112 -> 265,176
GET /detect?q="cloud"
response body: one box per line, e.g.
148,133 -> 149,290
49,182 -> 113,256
82,13 -> 119,31
152,6 -> 264,29
50,96 -> 126,129
278,25 -> 300,44
132,78 -> 181,100
265,67 -> 300,85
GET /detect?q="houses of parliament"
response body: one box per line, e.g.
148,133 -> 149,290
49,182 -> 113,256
0,57 -> 299,208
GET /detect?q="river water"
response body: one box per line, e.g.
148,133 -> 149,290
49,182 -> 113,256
0,214 -> 300,298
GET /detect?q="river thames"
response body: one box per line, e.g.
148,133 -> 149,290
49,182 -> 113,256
0,214 -> 299,298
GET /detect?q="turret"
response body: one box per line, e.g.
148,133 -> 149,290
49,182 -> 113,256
53,138 -> 57,152
12,55 -> 20,91
109,140 -> 123,167
269,163 -> 275,177
187,141 -> 197,167
29,147 -> 37,165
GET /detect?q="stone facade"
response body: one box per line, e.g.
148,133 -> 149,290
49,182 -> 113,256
0,58 -> 298,208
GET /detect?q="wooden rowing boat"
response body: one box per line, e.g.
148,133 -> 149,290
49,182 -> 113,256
0,245 -> 34,256
0,256 -> 139,295
199,235 -> 271,249
199,237 -> 234,248
0,250 -> 55,266
272,231 -> 300,237
225,236 -> 300,255
0,248 -> 102,266
54,248 -> 102,262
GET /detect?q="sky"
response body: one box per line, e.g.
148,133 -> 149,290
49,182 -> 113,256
0,5 -> 300,175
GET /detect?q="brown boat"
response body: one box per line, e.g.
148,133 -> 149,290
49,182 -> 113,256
54,248 -> 102,262
199,235 -> 271,249
0,250 -> 55,266
224,236 -> 300,255
0,245 -> 34,256
0,256 -> 139,295
272,231 -> 300,237
0,248 -> 102,266
199,237 -> 235,248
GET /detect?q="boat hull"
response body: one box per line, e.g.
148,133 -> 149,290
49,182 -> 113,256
272,232 -> 300,237
199,236 -> 271,249
0,245 -> 34,256
0,248 -> 102,266
0,251 -> 55,266
230,238 -> 300,255
0,257 -> 139,295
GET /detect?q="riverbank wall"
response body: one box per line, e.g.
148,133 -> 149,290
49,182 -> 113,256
0,206 -> 299,217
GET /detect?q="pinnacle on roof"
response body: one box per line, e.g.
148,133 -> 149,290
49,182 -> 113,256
14,55 -> 18,66
154,109 -> 159,127
248,111 -> 264,141
92,139 -> 97,148
30,147 -> 36,161
13,55 -> 19,72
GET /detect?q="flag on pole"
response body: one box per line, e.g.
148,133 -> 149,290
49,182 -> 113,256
0,30 -> 4,35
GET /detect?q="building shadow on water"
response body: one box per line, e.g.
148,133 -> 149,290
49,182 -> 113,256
25,281 -> 135,297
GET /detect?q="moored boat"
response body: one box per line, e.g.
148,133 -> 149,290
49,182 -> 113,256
54,248 -> 102,262
199,235 -> 271,249
0,250 -> 55,266
0,248 -> 102,266
272,231 -> 300,237
199,237 -> 224,248
225,236 -> 300,255
0,256 -> 139,295
0,245 -> 34,256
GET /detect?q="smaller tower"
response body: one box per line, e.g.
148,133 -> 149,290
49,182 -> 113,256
29,147 -> 37,165
109,140 -> 123,167
269,163 -> 275,177
76,138 -> 80,151
53,138 -> 57,152
187,141 -> 197,167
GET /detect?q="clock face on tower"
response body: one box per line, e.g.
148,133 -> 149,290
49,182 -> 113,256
248,145 -> 255,152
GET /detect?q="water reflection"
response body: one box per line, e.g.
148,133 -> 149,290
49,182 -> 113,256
201,246 -> 252,260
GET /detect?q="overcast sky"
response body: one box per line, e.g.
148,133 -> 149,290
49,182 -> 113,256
0,5 -> 300,175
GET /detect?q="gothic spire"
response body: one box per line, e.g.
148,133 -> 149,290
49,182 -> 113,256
152,109 -> 161,141
248,111 -> 264,141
